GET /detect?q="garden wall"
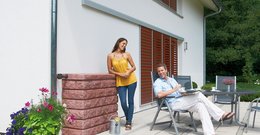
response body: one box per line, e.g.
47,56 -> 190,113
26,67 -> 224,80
60,74 -> 118,135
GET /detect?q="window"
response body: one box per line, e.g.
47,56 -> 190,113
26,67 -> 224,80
162,0 -> 177,11
140,26 -> 178,104
156,0 -> 183,17
161,0 -> 177,11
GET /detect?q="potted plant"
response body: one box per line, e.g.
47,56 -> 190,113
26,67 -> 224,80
6,87 -> 75,135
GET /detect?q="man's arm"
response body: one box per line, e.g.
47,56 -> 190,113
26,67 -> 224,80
157,84 -> 181,98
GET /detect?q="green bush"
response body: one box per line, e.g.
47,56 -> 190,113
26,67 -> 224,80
240,92 -> 260,102
192,81 -> 198,89
201,83 -> 215,91
6,87 -> 76,135
202,82 -> 260,101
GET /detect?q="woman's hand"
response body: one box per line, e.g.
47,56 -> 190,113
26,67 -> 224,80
120,72 -> 130,78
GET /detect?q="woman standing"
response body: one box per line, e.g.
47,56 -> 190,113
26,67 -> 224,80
107,38 -> 137,130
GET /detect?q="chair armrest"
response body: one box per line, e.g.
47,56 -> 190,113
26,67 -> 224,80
250,97 -> 260,107
252,98 -> 260,102
165,95 -> 176,98
154,95 -> 176,99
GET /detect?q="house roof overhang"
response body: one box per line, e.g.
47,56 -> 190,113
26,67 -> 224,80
200,0 -> 221,11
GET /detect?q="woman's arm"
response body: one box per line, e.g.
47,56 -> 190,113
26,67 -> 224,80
125,52 -> 136,74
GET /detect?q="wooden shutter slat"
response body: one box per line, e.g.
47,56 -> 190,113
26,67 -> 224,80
141,26 -> 153,104
153,31 -> 162,71
171,37 -> 178,76
163,34 -> 171,74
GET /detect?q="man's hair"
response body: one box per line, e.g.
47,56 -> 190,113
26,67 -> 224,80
156,63 -> 167,70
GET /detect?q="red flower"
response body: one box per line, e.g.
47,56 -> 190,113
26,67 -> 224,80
48,104 -> 54,111
67,114 -> 76,124
37,108 -> 41,112
39,87 -> 49,93
43,102 -> 48,108
25,102 -> 30,107
52,91 -> 57,96
222,79 -> 234,85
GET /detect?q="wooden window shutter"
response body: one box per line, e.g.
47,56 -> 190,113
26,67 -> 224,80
141,26 -> 153,104
140,27 -> 179,104
169,0 -> 177,11
153,31 -> 162,71
171,37 -> 178,76
162,0 -> 169,5
163,34 -> 171,74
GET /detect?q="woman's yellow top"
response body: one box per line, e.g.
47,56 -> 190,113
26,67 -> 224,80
111,57 -> 137,87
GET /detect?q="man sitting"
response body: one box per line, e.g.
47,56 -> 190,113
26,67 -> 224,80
153,63 -> 234,135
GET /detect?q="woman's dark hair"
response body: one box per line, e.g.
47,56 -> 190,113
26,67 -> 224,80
112,38 -> 128,53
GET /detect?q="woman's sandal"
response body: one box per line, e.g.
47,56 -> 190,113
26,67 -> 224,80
125,124 -> 132,130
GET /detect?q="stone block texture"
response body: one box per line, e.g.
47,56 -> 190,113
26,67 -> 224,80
61,74 -> 117,135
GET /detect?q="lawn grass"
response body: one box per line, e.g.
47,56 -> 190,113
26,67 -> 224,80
236,82 -> 260,91
202,82 -> 260,101
236,82 -> 260,101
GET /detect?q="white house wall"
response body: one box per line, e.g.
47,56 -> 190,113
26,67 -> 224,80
88,0 -> 184,36
57,0 -> 140,74
0,0 -> 51,132
57,0 -> 141,118
0,0 -> 208,132
82,0 -> 205,88
179,0 -> 205,86
58,0 -> 205,117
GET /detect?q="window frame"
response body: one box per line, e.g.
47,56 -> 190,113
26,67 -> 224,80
155,0 -> 183,18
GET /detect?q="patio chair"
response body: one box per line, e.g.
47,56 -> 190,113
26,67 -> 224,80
213,75 -> 237,123
245,97 -> 260,132
150,72 -> 197,134
173,75 -> 193,121
173,75 -> 193,90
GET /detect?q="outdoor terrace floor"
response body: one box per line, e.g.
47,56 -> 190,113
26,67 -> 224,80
98,100 -> 260,135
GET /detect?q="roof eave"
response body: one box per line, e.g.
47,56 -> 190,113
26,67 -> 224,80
200,0 -> 221,11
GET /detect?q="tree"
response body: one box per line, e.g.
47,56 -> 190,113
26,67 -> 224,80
206,0 -> 260,83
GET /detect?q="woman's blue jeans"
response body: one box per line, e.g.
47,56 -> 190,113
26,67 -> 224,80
117,82 -> 137,123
